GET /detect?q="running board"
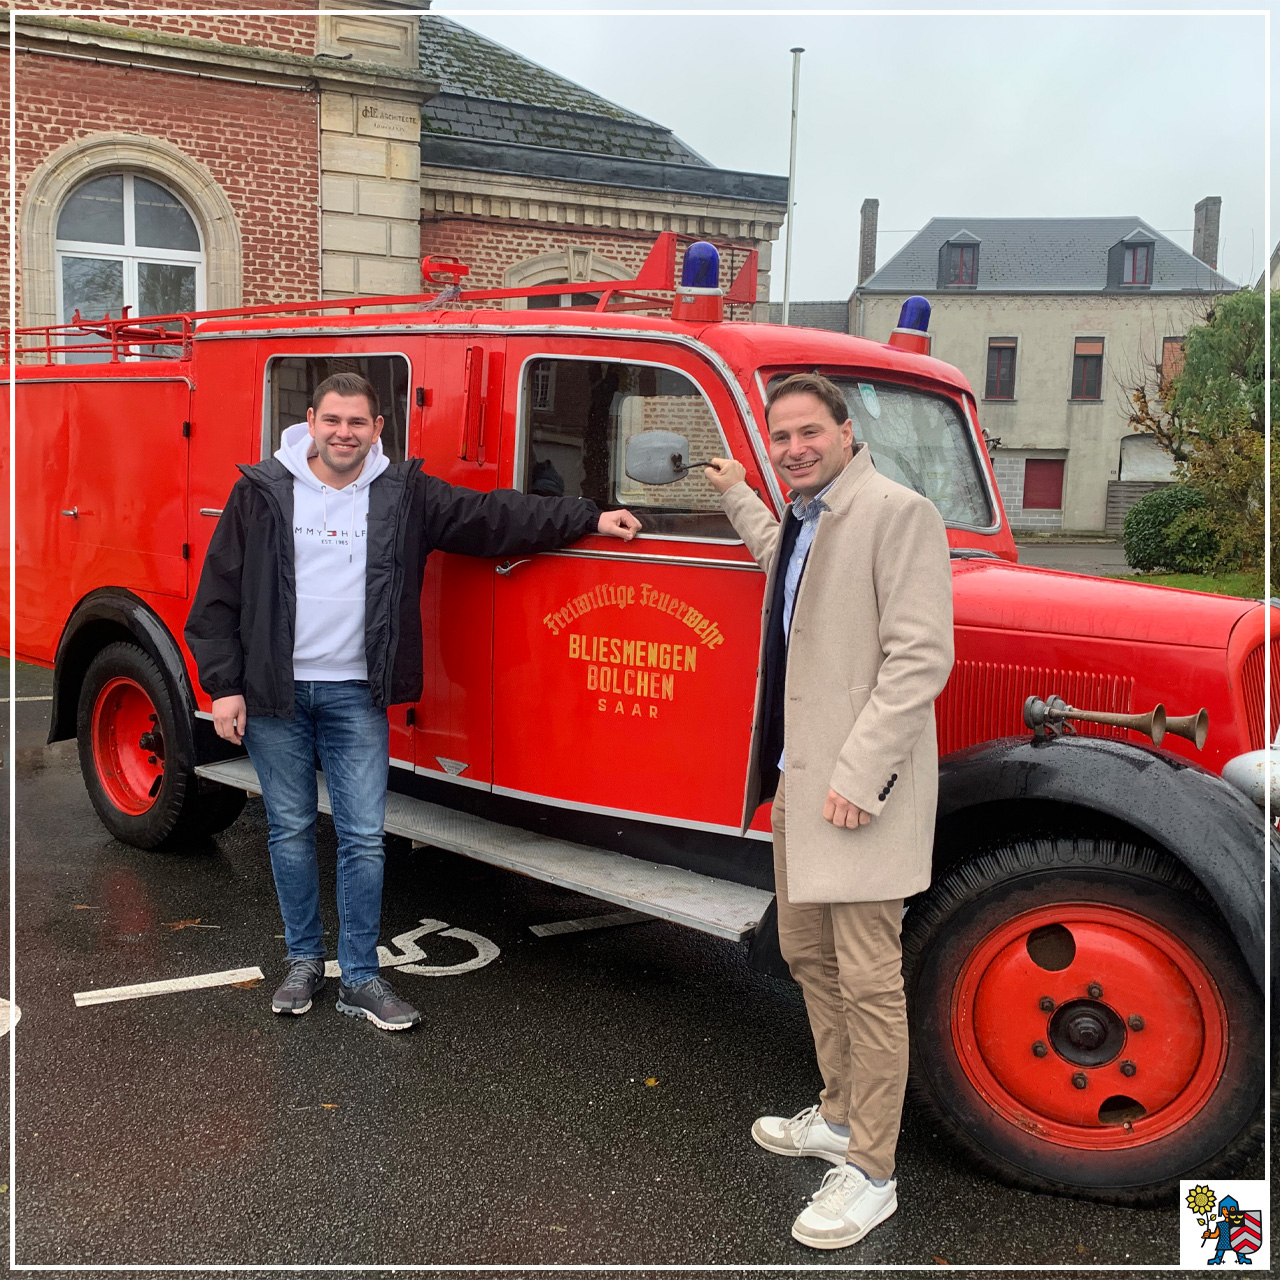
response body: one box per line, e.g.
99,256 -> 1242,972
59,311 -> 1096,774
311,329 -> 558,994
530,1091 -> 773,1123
196,757 -> 772,942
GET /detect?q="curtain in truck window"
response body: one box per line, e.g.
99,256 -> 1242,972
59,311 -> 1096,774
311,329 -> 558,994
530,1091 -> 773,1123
520,357 -> 736,540
264,354 -> 410,463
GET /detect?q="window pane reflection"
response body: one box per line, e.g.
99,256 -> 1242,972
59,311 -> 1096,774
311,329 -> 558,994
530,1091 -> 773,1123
133,176 -> 200,251
57,175 -> 125,245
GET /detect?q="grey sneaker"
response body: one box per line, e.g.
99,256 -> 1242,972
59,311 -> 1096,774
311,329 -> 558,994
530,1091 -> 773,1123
752,1105 -> 849,1164
271,958 -> 326,1015
336,975 -> 421,1031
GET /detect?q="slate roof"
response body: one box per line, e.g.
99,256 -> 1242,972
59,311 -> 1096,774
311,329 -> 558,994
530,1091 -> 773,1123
766,301 -> 849,332
859,217 -> 1237,294
419,16 -> 708,166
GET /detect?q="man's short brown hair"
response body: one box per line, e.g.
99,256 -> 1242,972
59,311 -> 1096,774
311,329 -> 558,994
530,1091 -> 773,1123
312,372 -> 379,418
765,372 -> 849,428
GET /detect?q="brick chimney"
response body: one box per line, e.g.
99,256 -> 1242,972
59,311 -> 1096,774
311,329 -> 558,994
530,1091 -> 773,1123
858,198 -> 879,285
1192,196 -> 1222,270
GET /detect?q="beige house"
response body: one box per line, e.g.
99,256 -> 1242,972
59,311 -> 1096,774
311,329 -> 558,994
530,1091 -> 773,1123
850,204 -> 1237,532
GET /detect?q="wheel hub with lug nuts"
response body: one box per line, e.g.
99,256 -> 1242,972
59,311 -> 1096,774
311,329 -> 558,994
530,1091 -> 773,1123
954,902 -> 1228,1146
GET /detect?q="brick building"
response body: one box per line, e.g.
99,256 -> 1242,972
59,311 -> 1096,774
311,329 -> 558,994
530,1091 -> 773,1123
7,3 -> 786,346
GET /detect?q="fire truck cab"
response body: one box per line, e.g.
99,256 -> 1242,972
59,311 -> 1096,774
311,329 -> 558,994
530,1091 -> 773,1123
5,235 -> 1272,1206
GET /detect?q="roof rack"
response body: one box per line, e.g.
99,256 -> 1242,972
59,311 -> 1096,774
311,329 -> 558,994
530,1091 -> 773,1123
2,232 -> 758,364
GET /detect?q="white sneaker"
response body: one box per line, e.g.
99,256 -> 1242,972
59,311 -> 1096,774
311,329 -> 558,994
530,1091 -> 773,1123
791,1164 -> 898,1250
751,1105 -> 848,1164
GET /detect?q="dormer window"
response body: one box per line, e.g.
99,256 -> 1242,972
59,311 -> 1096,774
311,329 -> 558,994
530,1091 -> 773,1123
937,230 -> 980,289
948,244 -> 976,285
1123,244 -> 1151,285
1108,229 -> 1155,290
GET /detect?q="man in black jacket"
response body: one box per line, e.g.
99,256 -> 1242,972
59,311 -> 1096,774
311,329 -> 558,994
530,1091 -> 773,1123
186,373 -> 639,1030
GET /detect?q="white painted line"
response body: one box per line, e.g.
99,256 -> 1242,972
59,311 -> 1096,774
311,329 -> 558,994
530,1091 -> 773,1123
73,966 -> 265,1007
0,998 -> 19,1035
530,910 -> 654,938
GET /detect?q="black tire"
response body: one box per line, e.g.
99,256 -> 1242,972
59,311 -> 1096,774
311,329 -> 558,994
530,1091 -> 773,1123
902,837 -> 1263,1206
76,641 -> 245,849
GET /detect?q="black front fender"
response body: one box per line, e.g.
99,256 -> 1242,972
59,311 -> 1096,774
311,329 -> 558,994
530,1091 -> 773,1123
50,589 -> 196,754
937,735 -> 1271,987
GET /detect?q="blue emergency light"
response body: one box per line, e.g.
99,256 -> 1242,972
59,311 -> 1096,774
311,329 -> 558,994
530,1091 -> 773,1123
897,295 -> 931,334
681,241 -> 721,290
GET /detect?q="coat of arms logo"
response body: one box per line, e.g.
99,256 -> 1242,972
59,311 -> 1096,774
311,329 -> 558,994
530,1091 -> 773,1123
1184,1184 -> 1263,1266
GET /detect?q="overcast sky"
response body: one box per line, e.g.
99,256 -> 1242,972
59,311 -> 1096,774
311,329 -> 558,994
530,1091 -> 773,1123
432,3 -> 1266,302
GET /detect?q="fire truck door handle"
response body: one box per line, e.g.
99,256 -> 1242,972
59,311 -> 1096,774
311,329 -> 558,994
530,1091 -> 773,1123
199,508 -> 224,517
61,507 -> 78,518
495,559 -> 531,577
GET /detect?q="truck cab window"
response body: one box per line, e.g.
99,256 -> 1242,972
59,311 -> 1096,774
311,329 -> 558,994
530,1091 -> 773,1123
521,357 -> 736,540
265,354 -> 409,463
768,374 -> 994,530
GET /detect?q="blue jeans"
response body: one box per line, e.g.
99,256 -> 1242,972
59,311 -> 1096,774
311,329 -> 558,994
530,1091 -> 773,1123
244,680 -> 390,987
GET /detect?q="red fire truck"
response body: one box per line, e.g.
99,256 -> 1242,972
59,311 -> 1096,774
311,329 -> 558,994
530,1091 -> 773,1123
5,234 -> 1272,1205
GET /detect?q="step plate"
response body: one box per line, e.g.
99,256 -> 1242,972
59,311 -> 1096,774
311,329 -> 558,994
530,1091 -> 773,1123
197,758 -> 771,941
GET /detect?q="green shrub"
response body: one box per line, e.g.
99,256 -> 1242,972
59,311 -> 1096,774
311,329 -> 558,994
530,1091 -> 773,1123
1122,485 -> 1218,573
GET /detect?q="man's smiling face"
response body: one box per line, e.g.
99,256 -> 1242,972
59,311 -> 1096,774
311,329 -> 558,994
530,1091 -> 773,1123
306,391 -> 384,486
767,390 -> 854,500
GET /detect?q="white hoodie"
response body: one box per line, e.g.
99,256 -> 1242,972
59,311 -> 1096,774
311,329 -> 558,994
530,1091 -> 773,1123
276,421 -> 390,682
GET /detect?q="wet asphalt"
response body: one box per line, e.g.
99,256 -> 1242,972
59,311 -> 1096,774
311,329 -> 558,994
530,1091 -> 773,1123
4,659 -> 1211,1270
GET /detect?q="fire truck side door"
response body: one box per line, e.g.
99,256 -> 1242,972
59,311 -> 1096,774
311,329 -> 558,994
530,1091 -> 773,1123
409,337 -> 504,790
35,377 -> 192,620
491,340 -> 770,837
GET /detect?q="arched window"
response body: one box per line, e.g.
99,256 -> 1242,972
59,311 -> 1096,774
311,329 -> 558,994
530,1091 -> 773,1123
56,173 -> 204,347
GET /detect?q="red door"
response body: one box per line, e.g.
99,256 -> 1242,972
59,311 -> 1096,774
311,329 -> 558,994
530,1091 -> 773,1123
491,337 -> 772,836
409,337 -> 505,789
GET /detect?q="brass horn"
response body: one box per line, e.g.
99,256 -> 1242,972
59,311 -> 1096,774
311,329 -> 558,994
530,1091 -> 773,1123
1023,695 -> 1208,750
1164,708 -> 1209,750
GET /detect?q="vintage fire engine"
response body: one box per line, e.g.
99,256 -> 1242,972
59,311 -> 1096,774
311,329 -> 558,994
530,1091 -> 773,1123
4,234 -> 1273,1205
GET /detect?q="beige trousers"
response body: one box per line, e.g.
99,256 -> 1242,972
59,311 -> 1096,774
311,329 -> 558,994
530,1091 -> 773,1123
771,775 -> 909,1181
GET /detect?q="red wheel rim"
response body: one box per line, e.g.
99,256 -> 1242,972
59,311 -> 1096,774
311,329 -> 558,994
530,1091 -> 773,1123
91,677 -> 164,816
950,902 -> 1227,1150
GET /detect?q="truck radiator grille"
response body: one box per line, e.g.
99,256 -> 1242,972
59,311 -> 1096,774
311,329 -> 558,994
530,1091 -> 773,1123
1240,639 -> 1279,749
937,662 -> 1135,757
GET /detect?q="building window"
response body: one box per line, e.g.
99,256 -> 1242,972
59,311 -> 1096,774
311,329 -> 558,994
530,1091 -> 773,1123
1160,336 -> 1185,390
1122,244 -> 1151,285
947,244 -> 976,285
985,338 -> 1017,399
1071,337 -> 1104,400
55,172 -> 204,360
1023,459 -> 1065,510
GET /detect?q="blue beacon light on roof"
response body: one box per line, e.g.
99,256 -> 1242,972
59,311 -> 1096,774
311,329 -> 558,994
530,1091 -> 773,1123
897,296 -> 931,334
681,241 -> 721,290
887,295 -> 932,355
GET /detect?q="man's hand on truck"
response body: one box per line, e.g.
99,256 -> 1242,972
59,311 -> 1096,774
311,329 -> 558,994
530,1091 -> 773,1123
704,457 -> 747,494
212,694 -> 247,746
596,509 -> 643,540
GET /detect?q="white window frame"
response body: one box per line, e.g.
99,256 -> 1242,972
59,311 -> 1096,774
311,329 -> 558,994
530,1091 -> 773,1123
55,173 -> 205,342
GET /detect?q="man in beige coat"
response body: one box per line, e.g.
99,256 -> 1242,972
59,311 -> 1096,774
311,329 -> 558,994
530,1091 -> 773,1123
706,372 -> 954,1250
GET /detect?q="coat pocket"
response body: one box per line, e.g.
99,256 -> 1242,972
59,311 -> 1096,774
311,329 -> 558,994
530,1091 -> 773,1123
847,684 -> 872,718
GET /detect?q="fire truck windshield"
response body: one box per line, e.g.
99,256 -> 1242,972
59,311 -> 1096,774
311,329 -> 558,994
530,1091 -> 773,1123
766,375 -> 993,529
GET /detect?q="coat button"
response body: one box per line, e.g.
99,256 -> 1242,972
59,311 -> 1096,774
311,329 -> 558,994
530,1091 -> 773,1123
878,791 -> 888,801
891,773 -> 898,781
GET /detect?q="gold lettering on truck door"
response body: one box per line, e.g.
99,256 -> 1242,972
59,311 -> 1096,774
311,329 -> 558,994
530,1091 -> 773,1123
548,580 -> 727,721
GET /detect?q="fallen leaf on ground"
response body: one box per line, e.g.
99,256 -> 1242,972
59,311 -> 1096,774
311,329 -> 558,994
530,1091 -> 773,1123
72,905 -> 101,910
321,1103 -> 339,1110
231,978 -> 262,989
163,918 -> 202,931
932,1258 -> 948,1266
644,1077 -> 659,1087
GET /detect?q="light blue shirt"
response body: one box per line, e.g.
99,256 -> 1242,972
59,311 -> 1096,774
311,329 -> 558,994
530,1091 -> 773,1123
778,478 -> 836,770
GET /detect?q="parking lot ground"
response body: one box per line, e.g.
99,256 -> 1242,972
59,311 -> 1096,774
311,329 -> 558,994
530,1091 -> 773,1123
7,660 -> 1214,1267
